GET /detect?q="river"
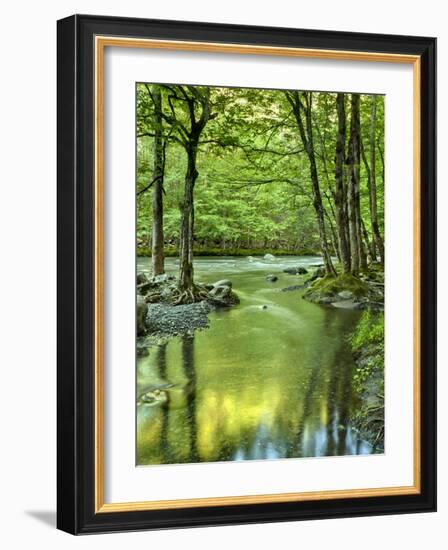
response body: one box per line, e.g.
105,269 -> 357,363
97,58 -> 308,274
136,255 -> 374,466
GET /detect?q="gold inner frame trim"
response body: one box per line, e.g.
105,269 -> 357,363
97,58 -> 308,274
94,35 -> 421,513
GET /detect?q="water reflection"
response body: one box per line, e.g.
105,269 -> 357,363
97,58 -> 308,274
137,256 -> 373,465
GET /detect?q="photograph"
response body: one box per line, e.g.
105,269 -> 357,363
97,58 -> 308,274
135,83 -> 386,466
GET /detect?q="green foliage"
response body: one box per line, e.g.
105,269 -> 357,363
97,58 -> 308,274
350,310 -> 384,391
137,245 -> 317,258
351,309 -> 384,352
136,84 -> 385,255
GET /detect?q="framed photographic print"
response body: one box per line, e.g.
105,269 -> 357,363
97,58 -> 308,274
57,14 -> 436,534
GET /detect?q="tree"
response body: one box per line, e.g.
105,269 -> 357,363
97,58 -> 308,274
346,93 -> 362,274
334,93 -> 351,273
362,95 -> 384,264
150,85 -> 165,275
285,90 -> 337,276
161,85 -> 214,300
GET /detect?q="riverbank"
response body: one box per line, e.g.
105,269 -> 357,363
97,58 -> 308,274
137,271 -> 239,341
137,245 -> 319,257
349,310 -> 385,451
303,265 -> 384,310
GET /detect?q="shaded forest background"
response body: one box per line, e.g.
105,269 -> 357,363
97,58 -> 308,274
137,84 -> 384,268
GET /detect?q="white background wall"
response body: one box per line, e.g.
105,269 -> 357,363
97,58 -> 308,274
0,1 -> 443,547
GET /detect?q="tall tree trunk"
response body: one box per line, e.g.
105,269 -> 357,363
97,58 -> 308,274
347,94 -> 361,274
361,217 -> 375,263
176,86 -> 211,295
286,91 -> 336,276
368,95 -> 385,264
334,93 -> 351,273
179,147 -> 198,291
151,85 -> 165,275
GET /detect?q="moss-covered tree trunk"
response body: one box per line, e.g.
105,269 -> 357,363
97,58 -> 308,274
151,85 -> 165,275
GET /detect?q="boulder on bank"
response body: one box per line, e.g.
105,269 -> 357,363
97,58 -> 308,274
137,272 -> 149,285
307,266 -> 326,282
338,290 -> 354,300
137,271 -> 176,297
266,274 -> 278,282
137,294 -> 148,335
331,300 -> 361,310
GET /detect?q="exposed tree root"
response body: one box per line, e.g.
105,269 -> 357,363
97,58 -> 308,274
171,284 -> 210,305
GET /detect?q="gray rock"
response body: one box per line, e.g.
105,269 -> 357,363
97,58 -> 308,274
208,285 -> 240,307
338,290 -> 354,300
331,300 -> 361,310
266,274 -> 278,282
283,266 -> 309,275
137,294 -> 148,335
213,279 -> 232,288
153,273 -> 169,284
308,266 -> 326,281
261,305 -> 268,310
281,284 -> 305,292
283,267 -> 299,275
264,253 -> 275,261
247,256 -> 255,262
137,272 -> 149,285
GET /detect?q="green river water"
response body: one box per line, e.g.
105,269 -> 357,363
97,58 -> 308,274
136,255 -> 373,466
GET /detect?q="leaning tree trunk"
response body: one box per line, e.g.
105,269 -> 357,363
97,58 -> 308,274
151,85 -> 165,275
347,94 -> 361,275
179,147 -> 198,292
306,127 -> 337,276
286,91 -> 336,277
334,93 -> 351,273
369,95 -> 385,264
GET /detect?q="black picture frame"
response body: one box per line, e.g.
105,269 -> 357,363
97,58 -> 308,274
57,14 -> 436,535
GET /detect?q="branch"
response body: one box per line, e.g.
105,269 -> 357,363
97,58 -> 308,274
137,174 -> 163,196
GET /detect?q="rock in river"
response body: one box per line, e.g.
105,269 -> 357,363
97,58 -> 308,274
208,284 -> 240,306
266,274 -> 278,282
283,266 -> 308,275
213,279 -> 232,288
264,253 -> 275,261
